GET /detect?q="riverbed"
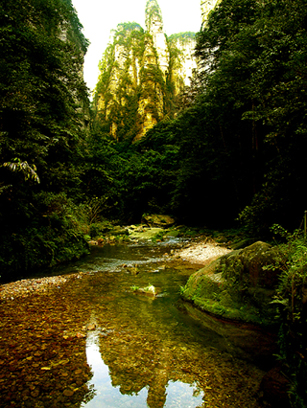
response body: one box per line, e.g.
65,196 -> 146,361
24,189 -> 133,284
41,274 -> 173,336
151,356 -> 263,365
0,240 -> 267,408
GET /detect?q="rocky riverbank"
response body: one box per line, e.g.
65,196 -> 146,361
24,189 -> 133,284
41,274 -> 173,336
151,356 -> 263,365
0,238 -> 230,301
0,236 -> 287,407
0,273 -> 87,301
174,240 -> 231,264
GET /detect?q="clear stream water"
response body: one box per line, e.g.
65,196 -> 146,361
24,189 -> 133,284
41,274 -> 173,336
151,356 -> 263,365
55,240 -> 266,408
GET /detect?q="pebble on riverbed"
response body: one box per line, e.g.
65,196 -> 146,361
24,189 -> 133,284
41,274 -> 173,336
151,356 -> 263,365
0,273 -> 87,301
0,240 -> 230,302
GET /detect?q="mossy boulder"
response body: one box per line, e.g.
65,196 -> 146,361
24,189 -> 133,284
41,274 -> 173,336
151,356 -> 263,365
141,214 -> 175,228
128,226 -> 165,240
221,241 -> 281,289
182,241 -> 282,325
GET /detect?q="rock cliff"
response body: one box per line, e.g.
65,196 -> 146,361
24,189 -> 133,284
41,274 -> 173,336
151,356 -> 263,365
201,0 -> 221,25
94,0 -> 218,141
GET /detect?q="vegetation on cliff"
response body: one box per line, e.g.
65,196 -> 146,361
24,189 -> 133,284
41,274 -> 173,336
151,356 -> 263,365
0,0 -> 90,276
145,0 -> 163,31
93,22 -> 145,141
92,1 -> 197,140
90,0 -> 306,235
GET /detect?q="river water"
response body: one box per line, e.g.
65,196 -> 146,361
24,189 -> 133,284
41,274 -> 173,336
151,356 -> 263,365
64,241 -> 266,408
0,239 -> 269,408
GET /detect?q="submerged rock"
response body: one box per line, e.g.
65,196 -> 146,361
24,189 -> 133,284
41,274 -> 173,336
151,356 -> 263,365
86,323 -> 96,331
126,266 -> 139,276
131,285 -> 157,298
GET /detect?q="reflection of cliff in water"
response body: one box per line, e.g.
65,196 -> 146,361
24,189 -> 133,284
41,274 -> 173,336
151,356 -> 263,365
100,329 -> 205,408
79,265 -> 265,408
83,331 -> 204,408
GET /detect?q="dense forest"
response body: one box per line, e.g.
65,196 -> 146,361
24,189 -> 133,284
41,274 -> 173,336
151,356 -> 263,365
0,0 -> 90,276
90,0 -> 307,233
1,0 -> 307,405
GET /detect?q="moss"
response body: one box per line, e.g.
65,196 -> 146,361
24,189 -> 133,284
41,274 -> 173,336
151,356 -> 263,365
145,0 -> 163,30
182,243 -> 281,326
168,32 -> 196,43
92,1 -> 195,141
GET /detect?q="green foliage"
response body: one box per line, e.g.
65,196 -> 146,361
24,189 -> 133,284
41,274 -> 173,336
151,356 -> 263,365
2,159 -> 40,184
197,0 -> 307,234
0,192 -> 90,280
145,0 -> 163,30
2,0 -> 307,287
264,230 -> 307,407
0,0 -> 90,279
168,32 -> 196,43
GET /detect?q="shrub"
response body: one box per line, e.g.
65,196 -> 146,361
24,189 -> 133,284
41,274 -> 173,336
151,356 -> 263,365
269,228 -> 307,407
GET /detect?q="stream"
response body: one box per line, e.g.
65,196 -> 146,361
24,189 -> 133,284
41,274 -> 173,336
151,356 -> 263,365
0,239 -> 268,408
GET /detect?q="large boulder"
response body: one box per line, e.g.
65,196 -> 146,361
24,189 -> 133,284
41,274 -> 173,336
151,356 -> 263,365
182,241 -> 282,325
141,214 -> 175,228
219,241 -> 281,289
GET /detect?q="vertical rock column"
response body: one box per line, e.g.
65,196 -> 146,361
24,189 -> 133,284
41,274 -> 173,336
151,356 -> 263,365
201,0 -> 221,26
135,0 -> 170,140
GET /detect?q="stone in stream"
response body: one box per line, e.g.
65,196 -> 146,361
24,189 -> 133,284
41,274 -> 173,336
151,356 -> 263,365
142,214 -> 175,228
126,267 -> 139,276
182,241 -> 282,326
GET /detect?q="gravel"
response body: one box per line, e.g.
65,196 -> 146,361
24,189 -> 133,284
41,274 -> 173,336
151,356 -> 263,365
0,273 -> 86,301
0,240 -> 231,301
174,241 -> 231,264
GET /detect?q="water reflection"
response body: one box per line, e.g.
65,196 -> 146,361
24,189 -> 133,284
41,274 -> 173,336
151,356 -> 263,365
0,242 -> 267,408
69,243 -> 266,408
81,331 -> 147,407
82,332 -> 204,408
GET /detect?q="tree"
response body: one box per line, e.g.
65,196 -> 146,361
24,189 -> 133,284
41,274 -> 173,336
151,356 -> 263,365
0,0 -> 90,278
194,0 -> 307,233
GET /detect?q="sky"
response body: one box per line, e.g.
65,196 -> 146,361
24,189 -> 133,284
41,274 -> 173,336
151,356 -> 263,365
71,0 -> 202,93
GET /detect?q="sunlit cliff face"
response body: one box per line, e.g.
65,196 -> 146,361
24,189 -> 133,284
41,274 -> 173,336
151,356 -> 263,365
201,0 -> 221,25
95,0 -> 222,141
